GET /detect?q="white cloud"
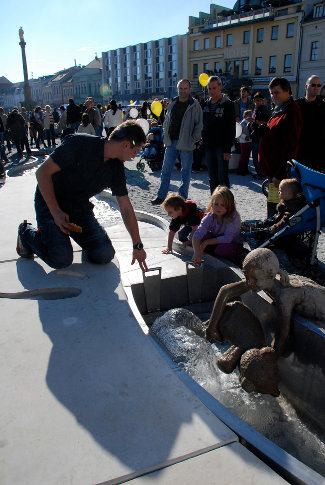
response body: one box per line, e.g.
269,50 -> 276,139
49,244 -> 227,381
76,46 -> 93,52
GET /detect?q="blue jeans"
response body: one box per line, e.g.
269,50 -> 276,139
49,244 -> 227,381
70,121 -> 80,133
178,226 -> 192,242
20,196 -> 115,269
0,133 -> 8,161
205,146 -> 229,193
251,139 -> 260,172
12,130 -> 31,156
157,140 -> 193,200
44,125 -> 56,146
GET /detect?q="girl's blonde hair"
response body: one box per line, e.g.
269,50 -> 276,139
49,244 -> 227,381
207,186 -> 239,222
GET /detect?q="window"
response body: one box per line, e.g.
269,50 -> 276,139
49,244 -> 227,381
234,60 -> 240,77
287,23 -> 294,37
257,28 -> 264,42
242,59 -> 248,75
193,63 -> 198,77
310,41 -> 319,60
215,35 -> 221,48
204,38 -> 210,49
227,34 -> 232,46
255,57 -> 262,75
243,31 -> 250,44
226,61 -> 232,73
271,25 -> 279,40
214,61 -> 220,73
269,56 -> 276,73
193,39 -> 199,51
315,5 -> 322,16
284,54 -> 292,72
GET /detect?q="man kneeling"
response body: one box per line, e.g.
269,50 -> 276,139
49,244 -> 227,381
17,121 -> 148,271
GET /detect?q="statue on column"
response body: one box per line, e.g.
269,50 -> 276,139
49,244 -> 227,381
19,27 -> 25,42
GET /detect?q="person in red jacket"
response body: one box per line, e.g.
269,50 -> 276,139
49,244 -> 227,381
258,77 -> 303,187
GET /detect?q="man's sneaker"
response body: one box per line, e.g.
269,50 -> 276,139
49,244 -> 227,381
151,197 -> 164,205
16,220 -> 34,258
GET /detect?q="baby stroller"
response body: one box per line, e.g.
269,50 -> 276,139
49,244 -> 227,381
257,160 -> 325,266
136,125 -> 165,172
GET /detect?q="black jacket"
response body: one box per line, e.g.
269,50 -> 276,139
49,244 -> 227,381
7,112 -> 25,133
202,96 -> 235,153
67,103 -> 82,124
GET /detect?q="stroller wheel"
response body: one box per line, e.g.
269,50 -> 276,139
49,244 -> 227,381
262,178 -> 269,197
136,160 -> 145,172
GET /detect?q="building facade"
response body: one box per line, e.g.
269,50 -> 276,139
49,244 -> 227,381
297,0 -> 325,96
101,35 -> 187,103
72,57 -> 103,105
188,1 -> 304,97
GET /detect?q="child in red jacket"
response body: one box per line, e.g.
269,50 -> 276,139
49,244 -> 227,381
161,194 -> 204,253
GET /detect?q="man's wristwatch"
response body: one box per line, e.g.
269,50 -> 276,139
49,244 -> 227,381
133,242 -> 144,250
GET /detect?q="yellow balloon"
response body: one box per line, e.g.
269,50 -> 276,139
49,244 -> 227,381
151,100 -> 163,117
199,73 -> 209,87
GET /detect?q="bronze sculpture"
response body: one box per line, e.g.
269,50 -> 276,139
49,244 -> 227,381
205,248 -> 325,396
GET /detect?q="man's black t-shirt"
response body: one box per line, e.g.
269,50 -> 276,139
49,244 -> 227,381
169,99 -> 190,140
35,134 -> 128,217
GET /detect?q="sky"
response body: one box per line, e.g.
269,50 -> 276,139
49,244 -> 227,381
1,0 -> 235,84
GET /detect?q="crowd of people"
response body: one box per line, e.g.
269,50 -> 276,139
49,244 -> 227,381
7,73 -> 325,275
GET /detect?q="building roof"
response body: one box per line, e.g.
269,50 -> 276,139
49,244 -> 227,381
0,76 -> 13,86
85,57 -> 103,69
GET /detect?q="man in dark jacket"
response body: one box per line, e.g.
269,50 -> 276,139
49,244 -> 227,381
234,86 -> 255,122
258,77 -> 303,185
7,107 -> 32,157
296,75 -> 325,172
66,99 -> 81,133
202,76 -> 236,192
249,92 -> 270,175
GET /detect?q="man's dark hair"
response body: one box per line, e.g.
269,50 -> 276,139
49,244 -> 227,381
269,77 -> 292,94
177,78 -> 191,88
207,75 -> 222,86
110,120 -> 146,147
253,92 -> 264,100
241,86 -> 250,92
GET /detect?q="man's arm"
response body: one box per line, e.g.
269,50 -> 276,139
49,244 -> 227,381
116,195 -> 148,271
36,157 -> 71,234
192,102 -> 203,143
224,101 -> 236,160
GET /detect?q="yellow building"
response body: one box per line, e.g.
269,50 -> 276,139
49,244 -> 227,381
188,2 -> 303,97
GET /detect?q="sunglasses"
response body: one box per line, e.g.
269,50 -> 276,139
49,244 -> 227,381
310,83 -> 321,87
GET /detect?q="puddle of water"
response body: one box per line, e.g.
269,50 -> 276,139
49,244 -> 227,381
91,197 -> 122,227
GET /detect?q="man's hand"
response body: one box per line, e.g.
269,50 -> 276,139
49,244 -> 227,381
224,153 -> 231,161
52,209 -> 71,234
132,248 -> 148,272
162,247 -> 172,254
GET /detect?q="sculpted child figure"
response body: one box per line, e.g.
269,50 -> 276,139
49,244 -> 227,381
204,248 -> 325,395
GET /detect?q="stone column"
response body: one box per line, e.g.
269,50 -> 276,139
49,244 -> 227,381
19,27 -> 34,110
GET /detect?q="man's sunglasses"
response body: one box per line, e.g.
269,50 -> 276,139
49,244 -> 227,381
310,83 -> 321,87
